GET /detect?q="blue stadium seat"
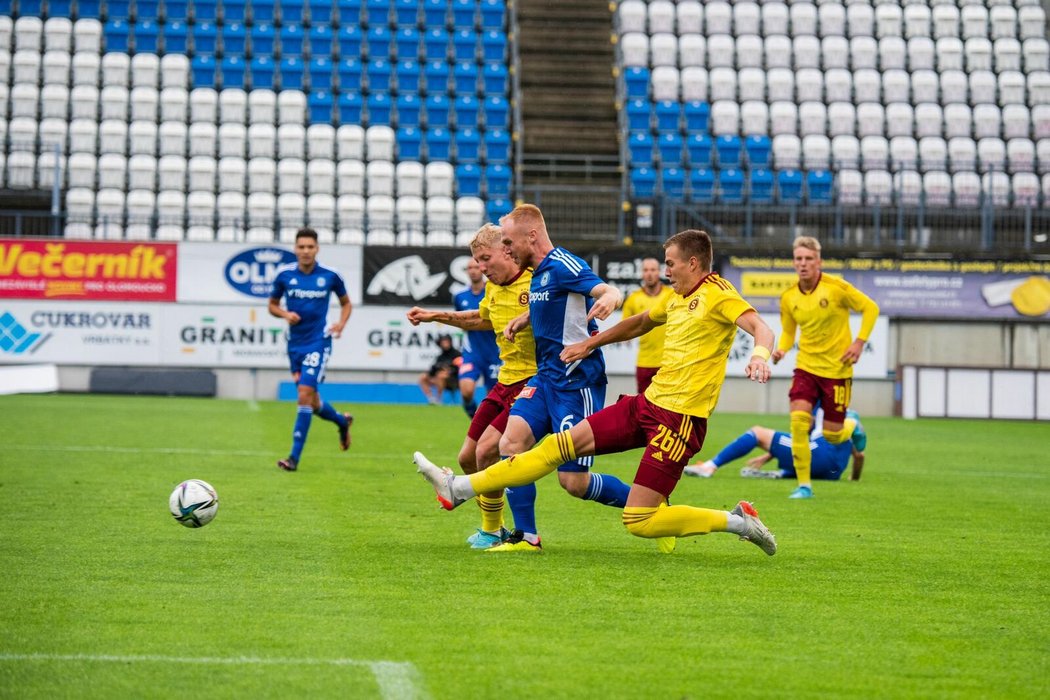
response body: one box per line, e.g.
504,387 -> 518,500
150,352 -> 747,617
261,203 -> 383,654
280,0 -> 305,25
21,0 -> 45,13
279,57 -> 304,90
453,29 -> 477,62
309,25 -> 333,58
482,63 -> 508,94
807,170 -> 834,204
309,57 -> 333,91
396,28 -> 421,61
367,92 -> 392,125
452,0 -> 477,30
221,56 -> 246,88
338,26 -> 364,57
480,0 -> 504,30
339,0 -> 363,25
280,24 -> 304,58
196,0 -> 219,21
686,133 -> 712,167
395,60 -> 420,94
367,58 -> 392,91
397,126 -> 423,160
222,0 -> 246,22
689,168 -> 715,203
192,55 -> 217,87
744,135 -> 771,168
654,101 -> 680,133
662,167 -> 686,198
483,96 -> 508,128
683,101 -> 710,133
628,132 -> 654,165
252,0 -> 274,22
484,128 -> 510,164
251,23 -> 276,57
486,163 -> 511,197
715,135 -> 742,168
192,21 -> 218,55
425,94 -> 450,128
134,20 -> 159,53
396,93 -> 421,127
423,61 -> 449,94
424,28 -> 449,61
162,0 -> 186,20
488,197 -> 512,221
624,67 -> 650,99
366,0 -> 391,26
251,56 -> 275,89
718,168 -> 745,204
750,168 -> 774,204
777,169 -> 804,204
105,20 -> 130,52
454,94 -> 479,128
222,22 -> 246,56
626,99 -> 650,131
368,26 -> 392,60
426,127 -> 452,160
308,0 -> 333,24
456,127 -> 480,162
457,163 -> 482,196
49,0 -> 73,14
338,92 -> 364,124
309,90 -> 333,122
657,133 -> 683,166
453,62 -> 478,95
338,58 -> 363,91
631,166 -> 656,198
395,0 -> 418,26
162,20 -> 189,53
481,30 -> 505,62
424,0 -> 448,27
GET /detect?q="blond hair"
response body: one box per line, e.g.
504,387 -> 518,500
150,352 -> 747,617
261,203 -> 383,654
500,203 -> 546,231
792,236 -> 821,254
469,223 -> 503,255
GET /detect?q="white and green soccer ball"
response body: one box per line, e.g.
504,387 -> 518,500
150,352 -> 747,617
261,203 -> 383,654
169,479 -> 219,528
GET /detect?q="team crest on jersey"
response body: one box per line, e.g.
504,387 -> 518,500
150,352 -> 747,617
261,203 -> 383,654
820,298 -> 829,308
517,386 -> 536,399
290,278 -> 299,285
688,298 -> 699,311
518,291 -> 528,306
317,277 -> 325,287
540,272 -> 550,286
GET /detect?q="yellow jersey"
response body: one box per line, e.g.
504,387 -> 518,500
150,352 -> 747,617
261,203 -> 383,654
621,285 -> 675,368
777,273 -> 880,380
478,269 -> 537,385
644,274 -> 755,419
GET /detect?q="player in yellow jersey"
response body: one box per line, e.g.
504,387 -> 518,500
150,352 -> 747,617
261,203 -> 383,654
621,257 -> 675,393
772,236 -> 879,500
407,224 -> 537,549
413,229 -> 779,556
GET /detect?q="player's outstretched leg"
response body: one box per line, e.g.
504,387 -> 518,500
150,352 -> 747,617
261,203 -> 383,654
730,501 -> 777,555
413,451 -> 469,510
622,499 -> 777,556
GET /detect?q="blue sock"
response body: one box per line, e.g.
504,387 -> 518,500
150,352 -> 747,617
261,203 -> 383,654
505,477 -> 538,536
463,399 -> 477,418
314,399 -> 347,427
713,430 -> 759,467
290,405 -> 313,461
583,472 -> 631,507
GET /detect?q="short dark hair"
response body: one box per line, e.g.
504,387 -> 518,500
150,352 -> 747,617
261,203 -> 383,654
296,227 -> 318,243
664,229 -> 713,271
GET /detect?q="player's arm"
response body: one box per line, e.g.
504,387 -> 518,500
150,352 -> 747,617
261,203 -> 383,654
736,310 -> 775,383
746,452 -> 775,469
841,286 -> 880,365
850,448 -> 865,481
329,294 -> 352,338
268,296 -> 300,325
407,307 -> 494,331
560,311 -> 659,363
503,309 -> 531,341
771,294 -> 795,364
585,282 -> 624,322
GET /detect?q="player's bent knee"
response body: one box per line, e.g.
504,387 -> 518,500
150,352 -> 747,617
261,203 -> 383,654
622,507 -> 658,538
558,471 -> 590,498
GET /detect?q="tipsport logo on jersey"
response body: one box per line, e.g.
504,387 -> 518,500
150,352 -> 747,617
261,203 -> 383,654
363,247 -> 476,306
223,247 -> 298,299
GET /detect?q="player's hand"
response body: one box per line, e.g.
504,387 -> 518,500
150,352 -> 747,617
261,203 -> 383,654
504,314 -> 527,341
586,292 -> 621,322
560,340 -> 593,363
745,456 -> 766,469
328,323 -> 344,338
840,339 -> 865,365
406,307 -> 432,326
770,349 -> 785,364
745,357 -> 770,383
286,312 -> 301,326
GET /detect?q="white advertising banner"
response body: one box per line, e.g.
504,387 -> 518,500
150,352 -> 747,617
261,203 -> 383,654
160,304 -> 289,367
176,242 -> 363,306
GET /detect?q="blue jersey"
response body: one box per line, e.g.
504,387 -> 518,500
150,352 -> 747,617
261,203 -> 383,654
528,247 -> 607,390
454,286 -> 501,370
270,263 -> 347,351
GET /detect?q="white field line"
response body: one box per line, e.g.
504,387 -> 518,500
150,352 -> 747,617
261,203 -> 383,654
6,445 -> 404,460
0,653 -> 429,700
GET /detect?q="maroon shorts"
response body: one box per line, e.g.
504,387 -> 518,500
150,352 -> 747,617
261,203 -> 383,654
588,393 -> 707,498
788,368 -> 852,424
635,366 -> 659,394
466,378 -> 530,442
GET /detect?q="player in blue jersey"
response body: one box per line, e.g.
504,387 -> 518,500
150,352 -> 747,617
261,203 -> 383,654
268,228 -> 354,472
684,409 -> 867,481
453,257 -> 501,417
483,203 -> 632,551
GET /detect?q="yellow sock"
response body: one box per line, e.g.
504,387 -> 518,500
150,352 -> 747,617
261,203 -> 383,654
469,431 -> 576,493
477,493 -> 505,532
823,418 -> 856,445
622,505 -> 728,538
790,410 -> 813,486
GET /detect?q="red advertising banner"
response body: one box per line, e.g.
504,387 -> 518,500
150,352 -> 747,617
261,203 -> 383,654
0,239 -> 178,302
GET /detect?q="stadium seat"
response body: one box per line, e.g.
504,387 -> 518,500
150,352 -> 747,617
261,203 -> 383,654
717,168 -> 744,203
631,166 -> 656,198
688,168 -> 714,203
337,160 -> 365,195
749,168 -> 774,204
661,167 -> 685,198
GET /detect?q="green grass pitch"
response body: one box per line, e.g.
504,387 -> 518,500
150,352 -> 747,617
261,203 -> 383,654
1,394 -> 1047,699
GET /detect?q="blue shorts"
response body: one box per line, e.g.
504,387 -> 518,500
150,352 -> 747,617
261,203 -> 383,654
288,338 -> 332,389
458,353 -> 500,386
509,377 -> 606,472
770,431 -> 851,481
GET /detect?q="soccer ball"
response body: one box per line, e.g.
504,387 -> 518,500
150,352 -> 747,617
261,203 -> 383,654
169,479 -> 219,528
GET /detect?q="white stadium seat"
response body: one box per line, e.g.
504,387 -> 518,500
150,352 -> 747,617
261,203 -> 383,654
710,100 -> 740,136
709,68 -> 736,102
678,34 -> 705,68
932,5 -> 960,40
337,159 -> 365,195
915,103 -> 943,138
248,123 -> 276,158
1002,104 -> 1030,140
426,196 -> 454,235
337,124 -> 365,161
219,156 -> 247,193
818,4 -> 845,38
161,54 -> 190,89
396,160 -> 425,197
861,135 -> 889,170
276,158 -> 305,195
850,36 -> 878,70
802,134 -> 831,170
156,190 -> 186,240
125,189 -> 156,239
101,53 -> 130,88
973,104 -> 1002,139
65,188 -> 94,237
770,101 -> 797,136
159,121 -> 187,157
160,154 -> 189,191
948,137 -> 978,172
648,1 -> 676,35
734,2 -> 761,36
1012,172 -> 1040,205
766,68 -> 794,103
772,134 -> 801,169
923,170 -> 953,207
680,67 -> 708,102
795,68 -> 824,103
822,36 -> 849,70
366,159 -> 395,196
894,170 -> 923,205
705,2 -> 732,35
828,102 -> 857,137
649,33 -> 678,67
95,188 -> 126,239
764,35 -> 792,70
836,169 -> 863,205
277,123 -> 306,159
218,123 -> 247,158
160,87 -> 189,122
789,3 -> 816,37
617,0 -> 646,34
707,34 -> 735,69
307,158 -> 336,195
651,66 -> 680,101
277,91 -> 307,125
677,1 -> 703,35
306,193 -> 337,241
307,124 -> 336,160
132,53 -> 160,89
1007,138 -> 1036,173
943,103 -> 973,139
736,35 -> 764,70
190,88 -> 219,123
248,89 -> 277,125
890,136 -> 919,170
247,157 -> 276,193
798,102 -> 827,137
620,33 -> 648,67
864,170 -> 893,205
425,162 -> 454,197
74,19 -> 103,53
886,102 -> 914,138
